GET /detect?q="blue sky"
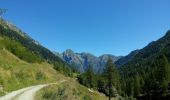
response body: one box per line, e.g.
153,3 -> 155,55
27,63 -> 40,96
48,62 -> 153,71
1,0 -> 170,56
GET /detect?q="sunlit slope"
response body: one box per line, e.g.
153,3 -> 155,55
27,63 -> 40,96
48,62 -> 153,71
0,18 -> 73,76
0,48 -> 109,99
36,78 -> 115,100
0,47 -> 62,96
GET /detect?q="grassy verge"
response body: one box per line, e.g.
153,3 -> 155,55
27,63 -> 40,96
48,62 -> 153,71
35,77 -> 114,100
0,48 -> 63,96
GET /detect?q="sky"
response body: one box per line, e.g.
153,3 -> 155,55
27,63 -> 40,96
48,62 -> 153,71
1,0 -> 170,56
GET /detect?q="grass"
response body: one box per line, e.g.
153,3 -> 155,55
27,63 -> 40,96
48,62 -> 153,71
35,77 -> 118,100
0,47 -> 63,96
0,36 -> 120,99
0,48 -> 112,99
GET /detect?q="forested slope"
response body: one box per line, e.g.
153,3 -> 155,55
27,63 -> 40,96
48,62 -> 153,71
119,30 -> 170,100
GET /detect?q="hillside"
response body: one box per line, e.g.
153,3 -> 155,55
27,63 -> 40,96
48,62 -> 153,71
115,50 -> 139,67
119,30 -> 170,100
0,18 -> 73,76
75,30 -> 170,100
35,78 -> 111,100
0,18 -> 111,99
0,19 -> 65,96
0,48 -> 109,100
0,47 -> 59,96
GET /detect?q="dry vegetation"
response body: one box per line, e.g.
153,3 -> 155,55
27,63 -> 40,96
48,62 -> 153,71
35,78 -> 118,100
0,48 -> 62,96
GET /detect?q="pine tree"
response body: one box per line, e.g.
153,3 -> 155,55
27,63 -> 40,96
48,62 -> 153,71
104,58 -> 120,100
86,65 -> 95,88
155,55 -> 170,89
134,76 -> 140,97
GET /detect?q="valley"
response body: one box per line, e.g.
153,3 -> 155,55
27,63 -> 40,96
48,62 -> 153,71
0,1 -> 170,99
0,18 -> 113,100
0,17 -> 170,99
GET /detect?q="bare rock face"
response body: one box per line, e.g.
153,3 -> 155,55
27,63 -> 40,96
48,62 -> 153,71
54,49 -> 122,73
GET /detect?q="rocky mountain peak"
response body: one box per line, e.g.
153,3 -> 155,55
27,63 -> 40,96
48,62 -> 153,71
55,49 -> 122,73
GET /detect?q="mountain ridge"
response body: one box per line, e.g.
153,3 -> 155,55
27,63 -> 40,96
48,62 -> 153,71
118,30 -> 170,99
0,18 -> 74,76
54,49 -> 122,73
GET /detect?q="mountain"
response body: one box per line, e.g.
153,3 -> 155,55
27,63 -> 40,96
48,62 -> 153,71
99,54 -> 122,69
0,18 -> 109,99
121,30 -> 170,67
55,49 -> 122,73
0,18 -> 74,76
0,18 -> 69,95
119,30 -> 170,99
0,18 -> 61,63
115,49 -> 139,66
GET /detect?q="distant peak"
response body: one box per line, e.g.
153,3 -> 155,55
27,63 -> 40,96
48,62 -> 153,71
65,49 -> 74,53
100,54 -> 115,57
63,49 -> 75,55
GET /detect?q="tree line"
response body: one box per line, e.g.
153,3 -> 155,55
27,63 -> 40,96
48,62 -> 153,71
78,58 -> 121,99
78,53 -> 170,100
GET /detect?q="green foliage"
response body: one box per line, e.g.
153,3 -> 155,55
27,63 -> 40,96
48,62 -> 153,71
83,95 -> 91,100
119,54 -> 170,99
119,31 -> 170,100
53,61 -> 76,77
36,78 -> 108,100
78,65 -> 96,88
0,37 -> 43,63
78,31 -> 170,100
102,58 -> 120,98
0,48 -> 62,96
39,87 -> 67,100
36,71 -> 46,80
78,59 -> 121,99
